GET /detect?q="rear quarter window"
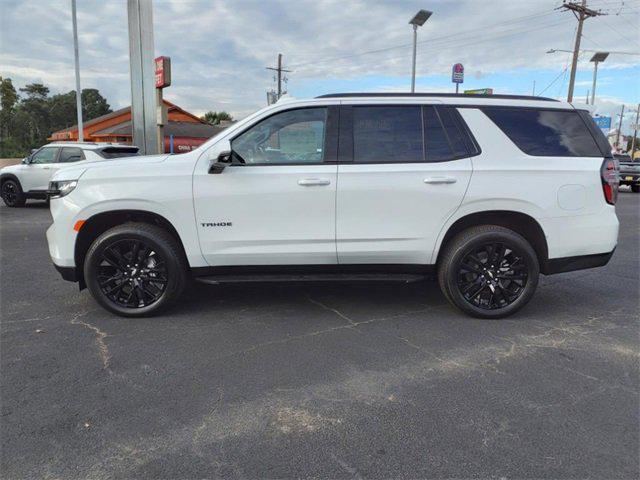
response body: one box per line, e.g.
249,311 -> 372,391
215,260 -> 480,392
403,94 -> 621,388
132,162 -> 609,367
482,107 -> 603,157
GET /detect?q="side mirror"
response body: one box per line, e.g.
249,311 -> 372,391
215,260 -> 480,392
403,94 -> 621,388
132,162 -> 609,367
209,150 -> 233,174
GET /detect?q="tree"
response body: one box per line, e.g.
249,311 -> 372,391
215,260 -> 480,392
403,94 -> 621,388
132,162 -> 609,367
201,110 -> 233,125
81,88 -> 111,121
0,77 -> 18,141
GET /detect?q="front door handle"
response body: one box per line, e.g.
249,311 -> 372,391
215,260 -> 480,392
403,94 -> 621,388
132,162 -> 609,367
298,178 -> 331,186
424,176 -> 457,184
42,166 -> 51,170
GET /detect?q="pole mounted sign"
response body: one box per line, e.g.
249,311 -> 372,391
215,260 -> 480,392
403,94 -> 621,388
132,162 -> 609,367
452,63 -> 464,94
592,116 -> 612,130
452,63 -> 464,83
155,56 -> 171,89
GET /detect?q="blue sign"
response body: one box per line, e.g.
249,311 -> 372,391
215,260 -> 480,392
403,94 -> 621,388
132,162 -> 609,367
593,116 -> 612,130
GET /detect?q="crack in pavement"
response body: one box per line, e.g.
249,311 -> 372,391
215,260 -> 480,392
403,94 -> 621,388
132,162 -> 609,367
306,295 -> 357,326
69,312 -> 111,371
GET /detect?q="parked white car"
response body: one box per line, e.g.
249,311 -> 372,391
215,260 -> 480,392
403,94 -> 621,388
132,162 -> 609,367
45,93 -> 619,319
0,142 -> 139,207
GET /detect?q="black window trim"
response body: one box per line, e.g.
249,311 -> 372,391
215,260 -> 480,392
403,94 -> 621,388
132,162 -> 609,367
338,104 -> 482,165
477,105 -> 605,158
227,105 -> 339,167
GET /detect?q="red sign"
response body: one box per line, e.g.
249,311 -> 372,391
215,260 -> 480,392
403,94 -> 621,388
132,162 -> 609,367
155,56 -> 171,89
452,63 -> 464,84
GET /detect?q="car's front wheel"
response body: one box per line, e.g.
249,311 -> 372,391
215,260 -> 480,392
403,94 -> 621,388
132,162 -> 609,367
632,184 -> 639,193
84,222 -> 187,317
438,225 -> 540,319
1,180 -> 26,207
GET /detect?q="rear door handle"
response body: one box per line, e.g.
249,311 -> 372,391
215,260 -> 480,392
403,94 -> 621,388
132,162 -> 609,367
424,176 -> 457,184
298,178 -> 331,186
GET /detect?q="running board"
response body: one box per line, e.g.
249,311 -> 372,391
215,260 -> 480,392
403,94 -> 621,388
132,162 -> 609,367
194,273 -> 427,285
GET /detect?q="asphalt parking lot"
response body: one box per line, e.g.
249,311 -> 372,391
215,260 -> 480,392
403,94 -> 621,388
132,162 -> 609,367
1,191 -> 638,479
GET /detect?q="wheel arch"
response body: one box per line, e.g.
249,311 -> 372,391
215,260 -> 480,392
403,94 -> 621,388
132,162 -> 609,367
435,210 -> 549,269
74,209 -> 189,288
0,173 -> 21,188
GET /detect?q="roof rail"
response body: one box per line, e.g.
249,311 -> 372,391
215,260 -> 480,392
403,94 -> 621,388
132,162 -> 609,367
315,92 -> 559,102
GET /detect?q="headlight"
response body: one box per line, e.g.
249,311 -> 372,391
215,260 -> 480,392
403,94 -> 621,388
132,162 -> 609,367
48,180 -> 78,198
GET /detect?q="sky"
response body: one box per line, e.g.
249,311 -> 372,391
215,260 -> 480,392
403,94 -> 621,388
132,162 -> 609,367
1,0 -> 639,134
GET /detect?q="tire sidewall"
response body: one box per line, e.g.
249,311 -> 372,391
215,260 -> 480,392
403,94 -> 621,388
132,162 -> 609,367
444,230 -> 539,319
84,227 -> 183,317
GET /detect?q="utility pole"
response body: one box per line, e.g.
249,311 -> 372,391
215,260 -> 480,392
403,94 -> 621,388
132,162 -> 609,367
560,0 -> 604,103
615,104 -> 625,152
266,54 -> 291,100
71,0 -> 83,141
631,104 -> 639,157
532,80 -> 536,96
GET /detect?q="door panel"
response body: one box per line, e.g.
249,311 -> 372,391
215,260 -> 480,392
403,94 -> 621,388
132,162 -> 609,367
193,106 -> 339,267
23,147 -> 59,191
336,104 -> 474,265
194,165 -> 337,266
337,160 -> 471,264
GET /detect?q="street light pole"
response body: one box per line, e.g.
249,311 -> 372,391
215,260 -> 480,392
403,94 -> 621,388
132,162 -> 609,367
590,52 -> 609,105
411,24 -> 417,93
71,0 -> 83,141
616,104 -> 625,152
408,9 -> 432,93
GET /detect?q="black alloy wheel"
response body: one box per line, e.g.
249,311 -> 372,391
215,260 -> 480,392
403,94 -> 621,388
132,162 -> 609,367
438,225 -> 539,319
84,222 -> 187,317
1,180 -> 25,207
97,239 -> 168,309
456,242 -> 528,310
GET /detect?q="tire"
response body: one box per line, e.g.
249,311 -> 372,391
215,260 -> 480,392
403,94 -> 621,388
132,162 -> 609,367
1,179 -> 26,207
632,184 -> 640,193
83,222 -> 188,317
438,225 -> 539,319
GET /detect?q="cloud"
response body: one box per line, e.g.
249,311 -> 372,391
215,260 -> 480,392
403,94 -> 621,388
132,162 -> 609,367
1,0 -> 638,120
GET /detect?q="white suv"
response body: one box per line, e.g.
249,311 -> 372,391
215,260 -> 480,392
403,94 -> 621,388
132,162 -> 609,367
0,142 -> 139,207
45,93 -> 619,319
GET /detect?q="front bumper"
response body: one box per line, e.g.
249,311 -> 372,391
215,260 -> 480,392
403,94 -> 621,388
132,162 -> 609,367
619,173 -> 640,184
54,263 -> 78,282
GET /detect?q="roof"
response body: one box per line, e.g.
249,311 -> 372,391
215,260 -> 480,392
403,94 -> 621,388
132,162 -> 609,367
92,121 -> 229,139
51,99 -> 205,135
316,92 -> 559,102
44,142 -> 132,150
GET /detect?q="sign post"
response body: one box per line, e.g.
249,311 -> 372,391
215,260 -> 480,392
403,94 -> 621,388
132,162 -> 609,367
127,0 -> 158,154
155,56 -> 171,154
451,63 -> 464,94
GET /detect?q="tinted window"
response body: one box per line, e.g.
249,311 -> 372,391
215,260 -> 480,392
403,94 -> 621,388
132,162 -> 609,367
99,147 -> 140,158
423,106 -> 453,161
437,107 -> 468,157
232,108 -> 326,164
353,106 -> 423,163
30,147 -> 58,164
483,107 -> 602,157
58,147 -> 85,163
577,110 -> 612,157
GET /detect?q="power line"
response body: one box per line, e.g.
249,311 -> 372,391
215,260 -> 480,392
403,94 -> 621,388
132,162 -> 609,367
559,0 -> 606,102
288,8 -> 559,69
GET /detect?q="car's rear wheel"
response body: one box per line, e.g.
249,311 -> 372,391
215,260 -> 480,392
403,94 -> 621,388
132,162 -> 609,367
438,225 -> 539,319
1,180 -> 26,207
84,222 -> 187,317
632,184 -> 640,193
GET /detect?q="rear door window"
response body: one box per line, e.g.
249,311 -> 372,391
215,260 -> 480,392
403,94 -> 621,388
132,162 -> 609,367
482,107 -> 602,157
352,106 -> 423,163
98,147 -> 140,158
58,147 -> 85,163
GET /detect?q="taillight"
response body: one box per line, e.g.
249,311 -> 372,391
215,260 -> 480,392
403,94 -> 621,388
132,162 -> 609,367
601,158 -> 619,205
